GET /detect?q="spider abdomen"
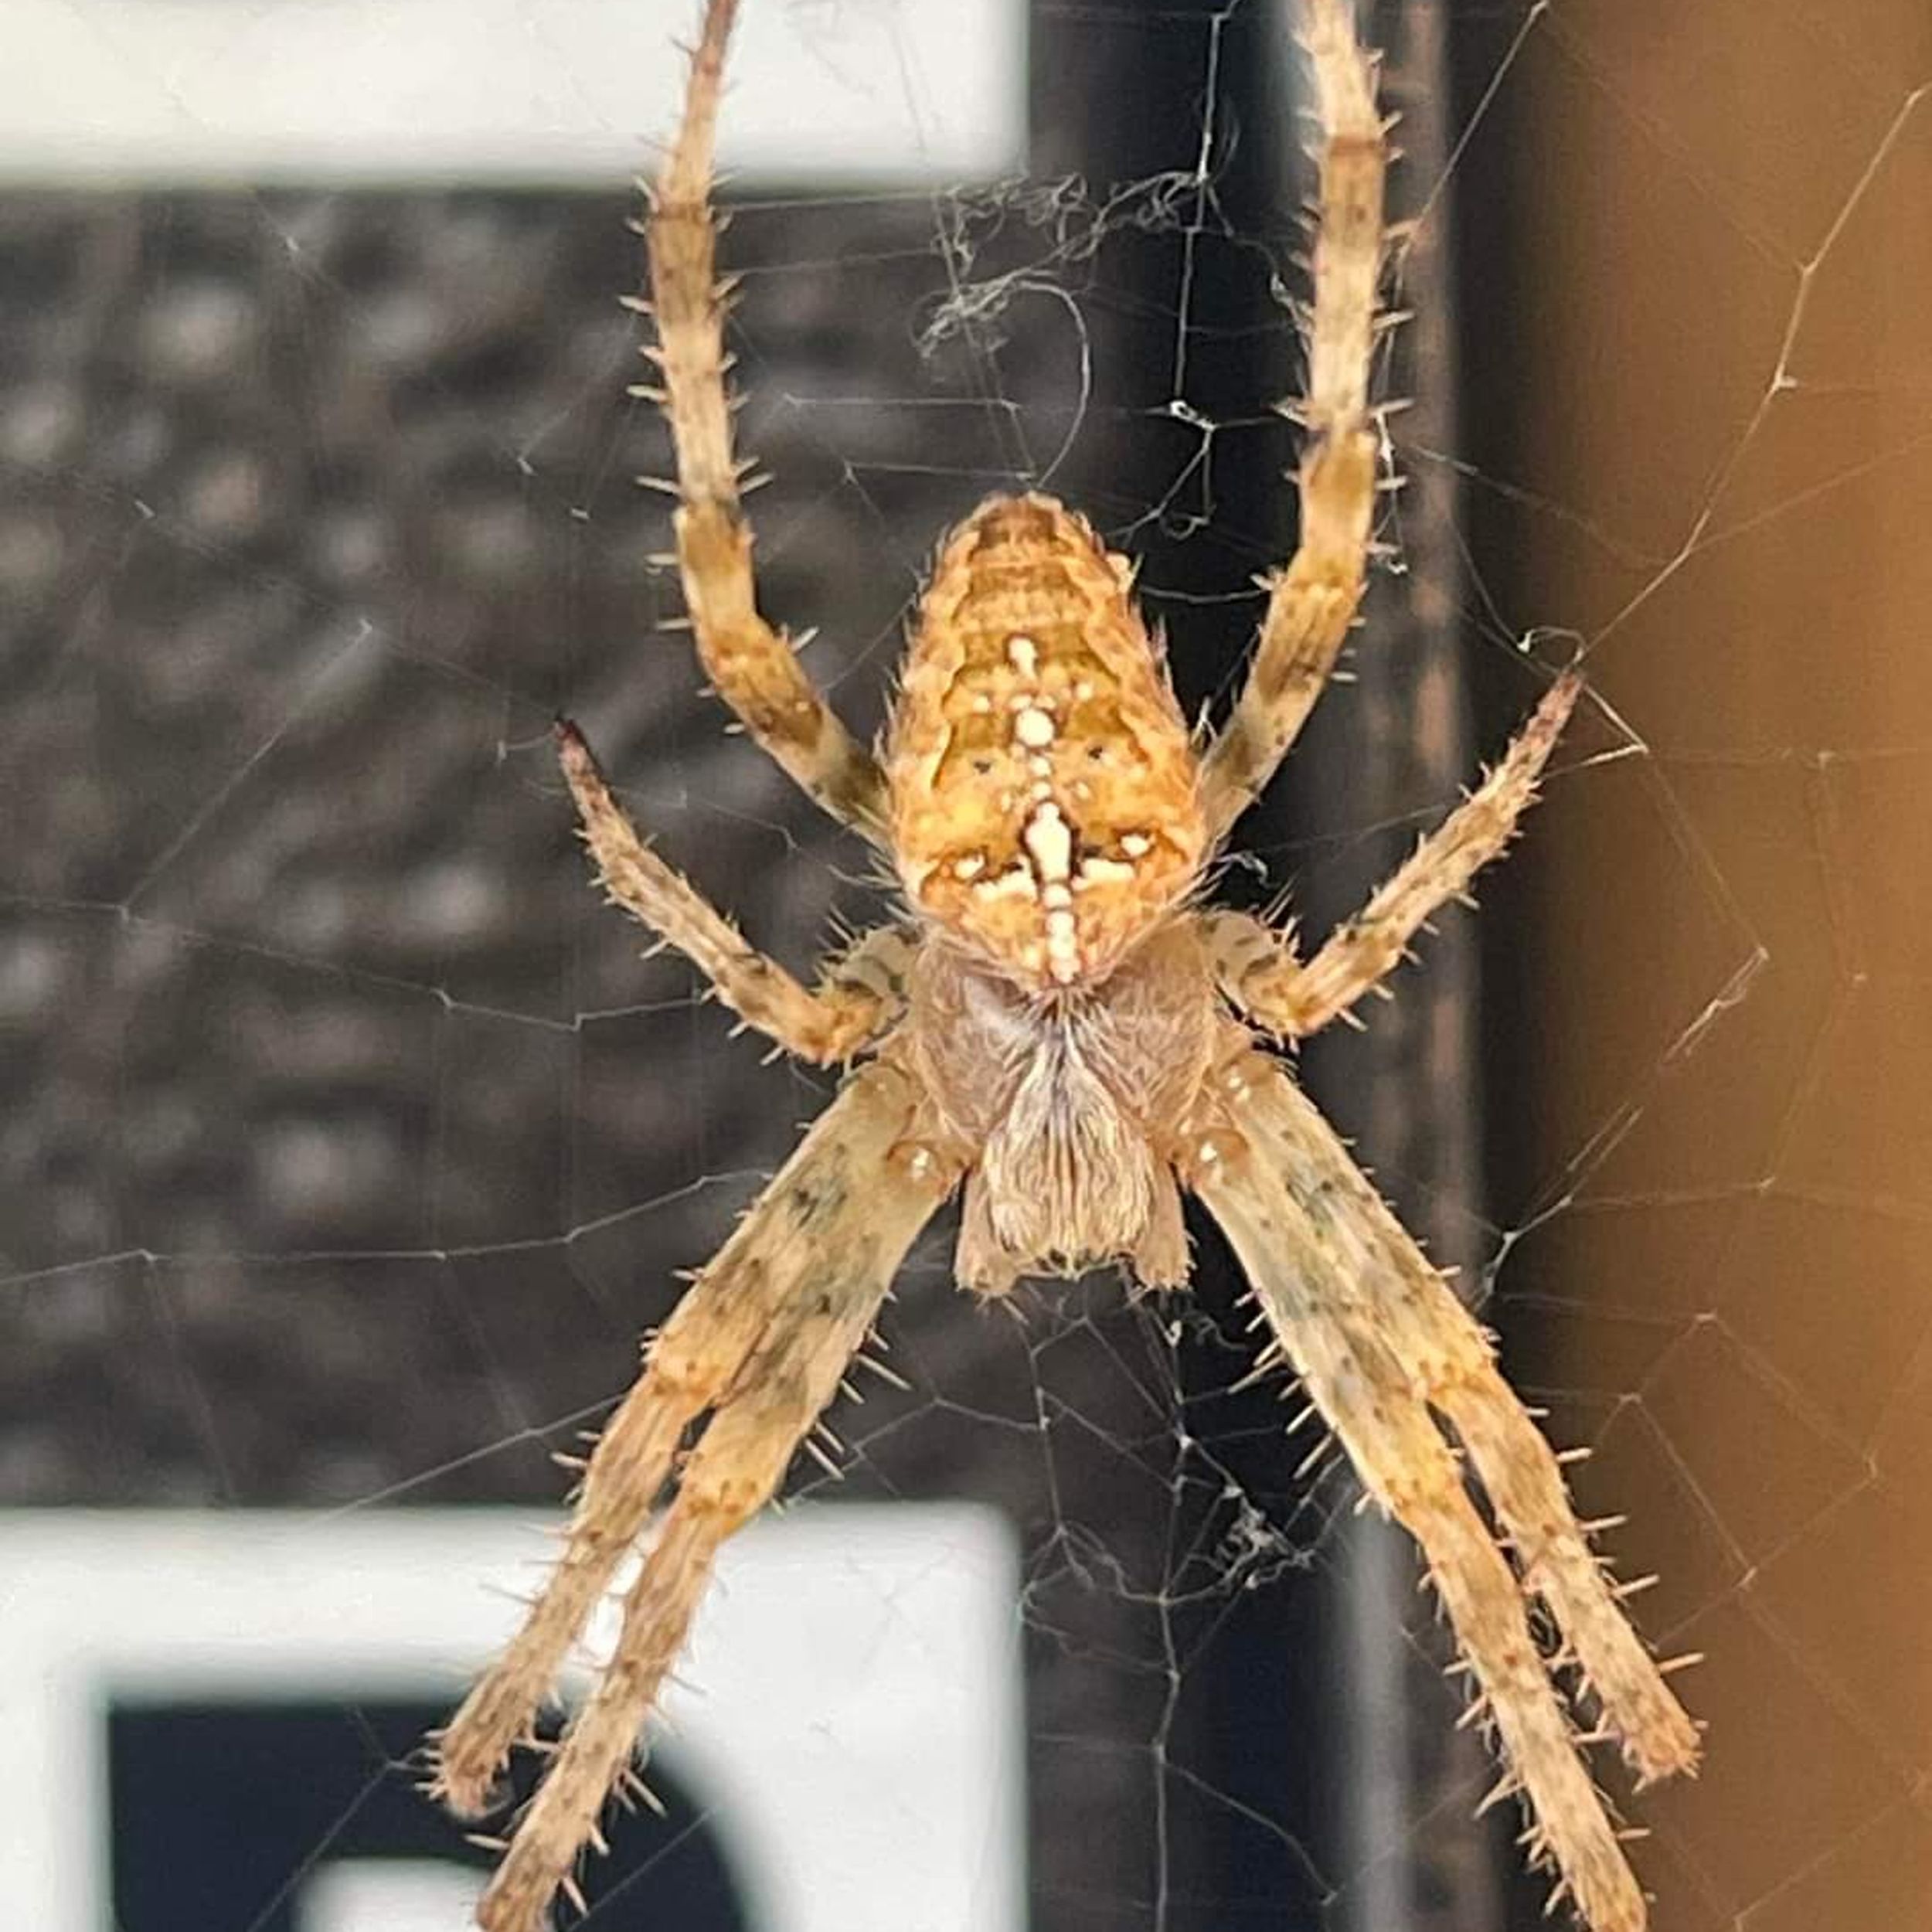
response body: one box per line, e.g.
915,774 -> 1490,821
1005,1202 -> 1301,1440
887,492 -> 1206,988
900,922 -> 1215,1294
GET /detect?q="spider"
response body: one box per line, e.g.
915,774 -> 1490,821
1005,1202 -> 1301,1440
430,2 -> 1702,1927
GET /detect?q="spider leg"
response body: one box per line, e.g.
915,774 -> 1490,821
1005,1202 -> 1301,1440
1198,0 -> 1385,843
638,0 -> 888,836
559,720 -> 906,1063
1204,670 -> 1581,1037
434,1060 -> 960,1932
1216,1049 -> 1701,1786
1187,1042 -> 1696,1932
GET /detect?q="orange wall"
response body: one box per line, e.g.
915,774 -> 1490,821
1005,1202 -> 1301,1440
1501,5 -> 1932,1927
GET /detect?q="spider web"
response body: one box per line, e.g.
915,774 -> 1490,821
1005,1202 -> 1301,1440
3,2 -> 1930,1930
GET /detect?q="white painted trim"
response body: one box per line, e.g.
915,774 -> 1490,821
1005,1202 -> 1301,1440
0,1506 -> 1024,1932
1,0 -> 1026,185
296,1861 -> 484,1932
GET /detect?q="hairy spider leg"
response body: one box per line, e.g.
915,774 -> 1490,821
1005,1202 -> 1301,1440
1188,1048 -> 1664,1932
435,1062 -> 958,1905
557,721 -> 908,1064
635,0 -> 887,834
1206,668 -> 1583,1036
1199,0 -> 1387,842
1213,1046 -> 1700,1784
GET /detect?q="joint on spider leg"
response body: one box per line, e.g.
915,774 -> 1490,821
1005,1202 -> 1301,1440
1175,1124 -> 1252,1192
1298,430 -> 1379,570
823,927 -> 913,1010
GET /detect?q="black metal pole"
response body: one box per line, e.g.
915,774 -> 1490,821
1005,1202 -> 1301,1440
1031,2 -> 1506,1924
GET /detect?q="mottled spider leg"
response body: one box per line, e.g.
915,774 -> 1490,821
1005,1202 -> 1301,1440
1205,669 -> 1582,1036
1216,1047 -> 1701,1789
558,720 -> 906,1063
438,1061 -> 960,1930
1198,0 -> 1384,844
637,0 -> 888,835
1185,1055 -> 1653,1932
433,1263 -> 740,1819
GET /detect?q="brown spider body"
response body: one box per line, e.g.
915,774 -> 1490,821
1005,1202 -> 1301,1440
884,490 -> 1216,1294
434,7 -> 1700,1930
889,494 -> 1205,989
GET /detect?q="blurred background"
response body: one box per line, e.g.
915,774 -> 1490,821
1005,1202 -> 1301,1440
2,2 -> 1929,1929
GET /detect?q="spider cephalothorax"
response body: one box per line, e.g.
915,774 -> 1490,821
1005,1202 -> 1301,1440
431,6 -> 1700,1931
